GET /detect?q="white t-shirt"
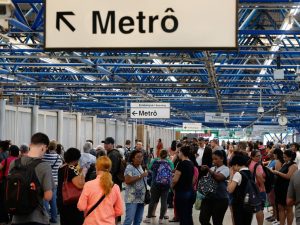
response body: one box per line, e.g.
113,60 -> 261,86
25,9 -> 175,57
196,147 -> 205,166
296,151 -> 300,169
211,165 -> 230,178
232,167 -> 249,186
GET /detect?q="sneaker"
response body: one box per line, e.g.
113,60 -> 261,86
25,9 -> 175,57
143,218 -> 151,223
164,215 -> 169,219
169,218 -> 179,222
266,217 -> 275,222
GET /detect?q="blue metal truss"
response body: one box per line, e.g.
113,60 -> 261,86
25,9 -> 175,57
1,0 -> 300,130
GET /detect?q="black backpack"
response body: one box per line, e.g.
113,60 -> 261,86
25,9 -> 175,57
254,163 -> 274,193
240,170 -> 262,213
5,158 -> 42,215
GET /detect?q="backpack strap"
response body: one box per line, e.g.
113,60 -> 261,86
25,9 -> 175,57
253,162 -> 260,181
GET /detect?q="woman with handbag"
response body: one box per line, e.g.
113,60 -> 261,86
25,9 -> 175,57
199,150 -> 229,225
77,156 -> 123,225
171,145 -> 195,225
123,150 -> 148,225
57,148 -> 85,225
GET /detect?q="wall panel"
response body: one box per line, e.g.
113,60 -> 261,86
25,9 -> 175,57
96,119 -> 105,146
5,110 -> 16,143
107,120 -> 116,139
81,117 -> 93,148
63,114 -> 77,149
18,111 -> 31,145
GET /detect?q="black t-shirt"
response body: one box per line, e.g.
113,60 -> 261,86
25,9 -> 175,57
174,160 -> 194,192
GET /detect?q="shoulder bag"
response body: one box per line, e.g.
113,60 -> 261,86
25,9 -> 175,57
62,166 -> 82,205
135,166 -> 151,205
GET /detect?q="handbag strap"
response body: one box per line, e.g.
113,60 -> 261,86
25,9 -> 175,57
63,165 -> 69,182
134,165 -> 148,191
51,156 -> 59,169
85,194 -> 106,217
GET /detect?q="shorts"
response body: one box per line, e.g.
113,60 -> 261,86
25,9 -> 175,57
259,192 -> 267,211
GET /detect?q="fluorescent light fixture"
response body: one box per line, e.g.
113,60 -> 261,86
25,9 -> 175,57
0,75 -> 14,80
84,75 -> 96,81
169,76 -> 177,82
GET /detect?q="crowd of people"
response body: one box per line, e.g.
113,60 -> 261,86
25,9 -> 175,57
0,134 -> 300,225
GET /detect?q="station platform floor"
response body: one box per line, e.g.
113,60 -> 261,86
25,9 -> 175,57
49,203 -> 297,225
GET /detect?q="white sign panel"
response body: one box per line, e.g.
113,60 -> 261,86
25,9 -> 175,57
205,113 -> 230,123
130,102 -> 170,119
253,125 -> 288,134
182,123 -> 202,131
45,0 -> 237,49
131,103 -> 170,108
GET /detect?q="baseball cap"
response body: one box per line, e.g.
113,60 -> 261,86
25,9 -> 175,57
101,137 -> 115,145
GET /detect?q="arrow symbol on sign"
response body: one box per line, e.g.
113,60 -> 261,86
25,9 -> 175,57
132,111 -> 138,116
56,12 -> 76,32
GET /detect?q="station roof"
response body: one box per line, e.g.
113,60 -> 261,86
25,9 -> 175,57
1,0 -> 300,130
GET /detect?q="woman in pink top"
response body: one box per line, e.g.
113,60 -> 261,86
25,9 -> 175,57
249,150 -> 266,225
77,156 -> 124,225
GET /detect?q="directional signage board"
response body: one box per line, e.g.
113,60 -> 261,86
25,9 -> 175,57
205,113 -> 230,123
253,125 -> 288,134
45,0 -> 237,49
182,123 -> 202,131
130,102 -> 170,119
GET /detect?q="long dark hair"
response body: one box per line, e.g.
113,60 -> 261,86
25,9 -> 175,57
273,148 -> 284,164
171,140 -> 177,151
284,150 -> 296,162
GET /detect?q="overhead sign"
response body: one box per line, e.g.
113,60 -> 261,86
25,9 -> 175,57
205,113 -> 230,123
45,0 -> 237,49
253,125 -> 288,134
130,102 -> 170,119
182,123 -> 202,131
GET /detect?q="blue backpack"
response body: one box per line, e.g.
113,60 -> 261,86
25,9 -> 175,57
155,160 -> 172,187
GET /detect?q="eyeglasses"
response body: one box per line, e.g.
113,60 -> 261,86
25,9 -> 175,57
255,155 -> 261,157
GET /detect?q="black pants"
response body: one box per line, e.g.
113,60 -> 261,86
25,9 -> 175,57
199,198 -> 229,225
232,204 -> 253,225
175,190 -> 194,225
147,185 -> 169,219
12,223 -> 49,225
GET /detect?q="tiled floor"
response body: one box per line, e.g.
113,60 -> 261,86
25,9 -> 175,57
50,203 -> 296,225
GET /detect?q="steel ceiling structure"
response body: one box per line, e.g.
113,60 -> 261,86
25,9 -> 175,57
1,0 -> 300,130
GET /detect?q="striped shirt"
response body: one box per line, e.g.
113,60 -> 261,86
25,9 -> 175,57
43,153 -> 63,185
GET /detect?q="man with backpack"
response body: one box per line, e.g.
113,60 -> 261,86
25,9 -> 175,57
102,137 -> 124,188
7,132 -> 54,225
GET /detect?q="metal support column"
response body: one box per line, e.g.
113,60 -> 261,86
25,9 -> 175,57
57,110 -> 63,143
76,112 -> 81,149
0,99 -> 6,140
92,116 -> 97,145
31,105 -> 39,135
105,119 -> 109,138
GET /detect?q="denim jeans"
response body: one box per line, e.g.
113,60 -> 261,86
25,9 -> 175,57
175,190 -> 194,225
43,186 -> 57,222
123,203 -> 144,225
